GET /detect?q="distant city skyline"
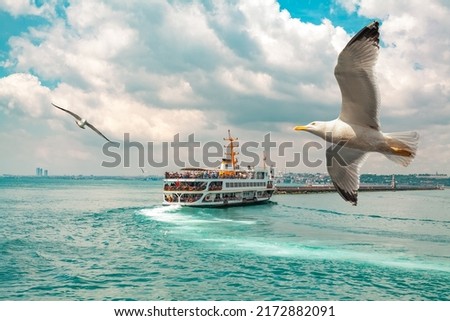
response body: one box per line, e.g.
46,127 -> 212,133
35,167 -> 48,177
2,169 -> 448,178
0,0 -> 449,175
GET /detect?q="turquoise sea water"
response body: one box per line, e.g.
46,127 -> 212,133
0,177 -> 449,300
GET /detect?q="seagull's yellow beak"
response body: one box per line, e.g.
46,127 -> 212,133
293,125 -> 308,131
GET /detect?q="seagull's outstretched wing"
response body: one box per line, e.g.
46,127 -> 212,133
52,103 -> 82,121
334,21 -> 380,130
326,145 -> 368,206
85,121 -> 111,142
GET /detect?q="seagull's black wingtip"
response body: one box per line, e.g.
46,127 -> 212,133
346,20 -> 380,49
333,182 -> 358,206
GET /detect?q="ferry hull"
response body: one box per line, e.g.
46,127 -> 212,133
162,197 -> 272,208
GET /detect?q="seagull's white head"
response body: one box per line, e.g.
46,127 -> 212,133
293,121 -> 329,139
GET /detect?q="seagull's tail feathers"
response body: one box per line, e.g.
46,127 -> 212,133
383,131 -> 419,167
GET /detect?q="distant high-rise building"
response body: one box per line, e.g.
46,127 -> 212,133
36,167 -> 47,176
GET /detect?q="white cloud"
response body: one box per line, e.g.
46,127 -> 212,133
359,0 -> 450,130
0,73 -> 51,117
336,0 -> 361,13
0,0 -> 449,174
50,83 -> 208,142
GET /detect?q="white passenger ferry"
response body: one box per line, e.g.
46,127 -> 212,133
163,131 -> 275,207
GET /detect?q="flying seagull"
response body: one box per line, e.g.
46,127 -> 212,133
52,103 -> 111,142
294,21 -> 418,205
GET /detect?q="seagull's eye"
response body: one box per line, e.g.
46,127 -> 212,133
311,122 -> 316,126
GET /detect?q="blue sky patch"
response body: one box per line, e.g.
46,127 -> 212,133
278,0 -> 372,33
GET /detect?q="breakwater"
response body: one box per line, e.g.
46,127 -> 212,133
274,184 -> 444,194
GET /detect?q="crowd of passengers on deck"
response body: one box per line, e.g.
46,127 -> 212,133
165,170 -> 264,180
164,194 -> 202,203
165,171 -> 218,179
164,182 -> 207,191
208,182 -> 222,191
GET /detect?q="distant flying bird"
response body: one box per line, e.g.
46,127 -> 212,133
52,103 -> 111,142
294,21 -> 418,205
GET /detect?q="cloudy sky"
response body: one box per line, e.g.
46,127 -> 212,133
0,0 -> 449,176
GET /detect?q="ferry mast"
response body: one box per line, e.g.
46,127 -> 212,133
224,130 -> 239,170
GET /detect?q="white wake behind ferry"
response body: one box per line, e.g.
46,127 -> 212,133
163,131 -> 275,207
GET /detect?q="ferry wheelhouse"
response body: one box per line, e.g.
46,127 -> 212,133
163,131 -> 275,207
